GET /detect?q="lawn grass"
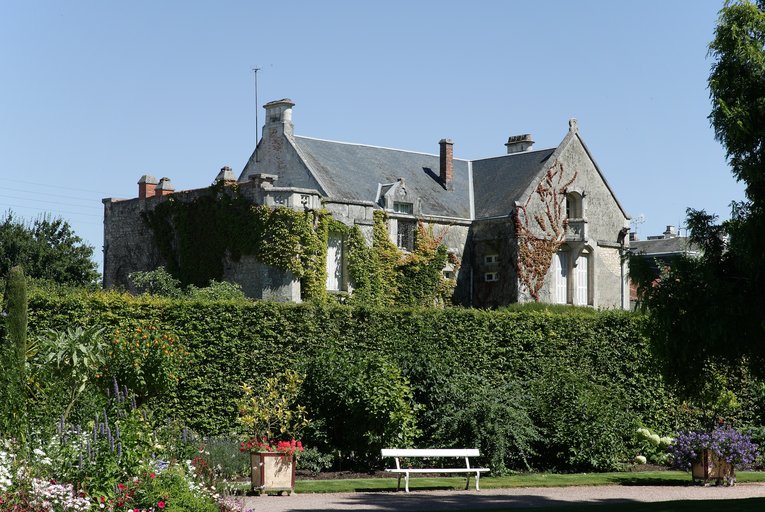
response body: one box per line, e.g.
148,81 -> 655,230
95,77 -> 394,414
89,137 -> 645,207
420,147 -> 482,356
460,498 -> 765,512
294,470 -> 765,493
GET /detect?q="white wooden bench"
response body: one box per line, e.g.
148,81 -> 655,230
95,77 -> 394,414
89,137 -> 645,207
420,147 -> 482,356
381,448 -> 489,492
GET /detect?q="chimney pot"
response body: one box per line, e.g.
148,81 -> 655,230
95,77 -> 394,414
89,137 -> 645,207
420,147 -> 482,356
263,98 -> 295,136
215,166 -> 237,184
505,134 -> 534,154
138,174 -> 158,199
155,177 -> 175,196
439,139 -> 454,190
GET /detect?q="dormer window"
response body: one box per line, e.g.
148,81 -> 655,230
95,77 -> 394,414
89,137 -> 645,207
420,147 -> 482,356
566,192 -> 583,219
393,202 -> 413,215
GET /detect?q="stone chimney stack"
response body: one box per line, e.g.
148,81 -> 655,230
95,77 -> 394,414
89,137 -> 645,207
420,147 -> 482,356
263,98 -> 295,137
505,134 -> 534,154
439,138 -> 453,190
663,225 -> 677,238
154,177 -> 175,197
214,166 -> 237,185
138,175 -> 158,199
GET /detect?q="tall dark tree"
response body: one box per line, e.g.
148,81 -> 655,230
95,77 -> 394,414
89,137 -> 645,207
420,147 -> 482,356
0,212 -> 99,286
633,0 -> 765,397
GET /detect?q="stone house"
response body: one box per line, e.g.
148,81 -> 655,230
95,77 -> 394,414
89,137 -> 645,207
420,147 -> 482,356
103,98 -> 631,308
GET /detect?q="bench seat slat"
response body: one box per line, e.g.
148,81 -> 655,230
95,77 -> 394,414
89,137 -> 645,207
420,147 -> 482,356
381,448 -> 480,457
385,468 -> 489,473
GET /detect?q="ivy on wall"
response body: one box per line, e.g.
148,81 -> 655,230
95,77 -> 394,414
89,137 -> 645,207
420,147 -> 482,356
513,162 -> 576,301
141,185 -> 454,305
142,183 -> 329,302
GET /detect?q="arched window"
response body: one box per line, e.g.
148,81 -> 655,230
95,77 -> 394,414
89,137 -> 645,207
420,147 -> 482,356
566,192 -> 583,219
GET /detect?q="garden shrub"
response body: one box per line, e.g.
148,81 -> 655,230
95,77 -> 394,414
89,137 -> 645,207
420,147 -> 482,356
301,349 -> 421,469
530,368 -> 639,471
431,376 -> 539,474
12,290 -> 721,472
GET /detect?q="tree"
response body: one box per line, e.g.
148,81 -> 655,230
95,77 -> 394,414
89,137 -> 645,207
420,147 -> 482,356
0,212 -> 99,286
0,266 -> 28,444
634,1 -> 765,398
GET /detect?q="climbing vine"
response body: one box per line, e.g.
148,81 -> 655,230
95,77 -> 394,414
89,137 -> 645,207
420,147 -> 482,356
142,183 -> 328,302
513,162 -> 577,301
141,184 -> 453,306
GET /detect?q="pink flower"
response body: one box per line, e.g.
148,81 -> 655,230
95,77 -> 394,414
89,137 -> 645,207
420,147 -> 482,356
158,500 -> 166,509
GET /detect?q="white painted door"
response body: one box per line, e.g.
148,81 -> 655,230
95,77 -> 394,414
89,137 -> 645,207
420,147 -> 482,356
574,254 -> 588,305
326,234 -> 343,291
553,252 -> 568,304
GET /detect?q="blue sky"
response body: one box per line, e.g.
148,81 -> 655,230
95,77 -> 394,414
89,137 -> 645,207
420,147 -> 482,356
0,1 -> 744,272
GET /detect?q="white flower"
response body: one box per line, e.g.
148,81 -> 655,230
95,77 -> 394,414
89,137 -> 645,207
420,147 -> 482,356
33,448 -> 46,457
634,455 -> 647,464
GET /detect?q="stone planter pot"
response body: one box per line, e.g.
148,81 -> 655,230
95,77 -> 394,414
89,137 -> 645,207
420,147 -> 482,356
250,452 -> 296,495
691,449 -> 735,485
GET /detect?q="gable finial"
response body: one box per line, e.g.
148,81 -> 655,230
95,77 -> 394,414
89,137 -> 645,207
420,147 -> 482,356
568,118 -> 578,133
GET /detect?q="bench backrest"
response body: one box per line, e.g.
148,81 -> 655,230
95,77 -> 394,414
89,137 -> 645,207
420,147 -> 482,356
381,448 -> 480,458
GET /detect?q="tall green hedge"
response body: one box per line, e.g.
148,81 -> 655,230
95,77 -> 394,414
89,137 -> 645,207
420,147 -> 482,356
19,291 -> 679,437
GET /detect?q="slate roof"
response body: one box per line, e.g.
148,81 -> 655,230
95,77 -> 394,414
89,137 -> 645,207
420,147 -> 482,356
471,148 -> 556,219
630,237 -> 697,256
293,136 -> 471,219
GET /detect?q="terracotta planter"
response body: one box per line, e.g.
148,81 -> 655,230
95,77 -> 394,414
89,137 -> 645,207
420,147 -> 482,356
691,449 -> 735,485
250,452 -> 296,494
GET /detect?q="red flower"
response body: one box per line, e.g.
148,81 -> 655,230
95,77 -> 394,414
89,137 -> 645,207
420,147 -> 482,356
118,483 -> 126,491
158,500 -> 166,509
150,472 -> 156,479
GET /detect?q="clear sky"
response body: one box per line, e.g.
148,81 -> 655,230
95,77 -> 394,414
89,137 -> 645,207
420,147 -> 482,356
0,1 -> 745,272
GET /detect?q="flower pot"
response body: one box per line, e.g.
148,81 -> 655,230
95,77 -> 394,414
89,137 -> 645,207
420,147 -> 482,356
691,449 -> 735,485
250,452 -> 296,494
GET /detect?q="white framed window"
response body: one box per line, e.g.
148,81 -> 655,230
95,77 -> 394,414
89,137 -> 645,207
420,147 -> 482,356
574,253 -> 589,306
326,232 -> 345,291
393,202 -> 414,214
566,192 -> 583,218
484,272 -> 499,282
484,254 -> 499,264
552,251 -> 568,304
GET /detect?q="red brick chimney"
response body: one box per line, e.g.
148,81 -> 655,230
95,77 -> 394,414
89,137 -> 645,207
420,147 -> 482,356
154,177 -> 175,196
439,138 -> 453,190
138,175 -> 158,199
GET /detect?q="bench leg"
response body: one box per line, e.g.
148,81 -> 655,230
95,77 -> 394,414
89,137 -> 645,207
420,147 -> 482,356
465,474 -> 470,490
476,471 -> 480,491
396,474 -> 402,492
405,472 -> 410,493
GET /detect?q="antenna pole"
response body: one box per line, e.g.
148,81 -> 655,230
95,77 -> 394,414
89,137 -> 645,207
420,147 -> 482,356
252,67 -> 261,162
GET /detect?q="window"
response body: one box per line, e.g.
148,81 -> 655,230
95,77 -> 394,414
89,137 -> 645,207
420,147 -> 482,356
566,192 -> 583,219
484,254 -> 499,264
574,253 -> 589,306
393,202 -> 414,214
397,219 -> 416,251
443,270 -> 454,279
484,272 -> 499,282
326,232 -> 345,291
552,251 -> 568,304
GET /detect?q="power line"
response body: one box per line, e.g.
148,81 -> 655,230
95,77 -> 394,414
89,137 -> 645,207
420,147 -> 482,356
3,177 -> 112,196
2,186 -> 101,205
0,193 -> 102,211
2,203 -> 103,221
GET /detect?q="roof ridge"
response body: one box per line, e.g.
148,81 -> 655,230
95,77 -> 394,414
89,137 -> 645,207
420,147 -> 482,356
472,147 -> 556,163
294,135 -> 470,162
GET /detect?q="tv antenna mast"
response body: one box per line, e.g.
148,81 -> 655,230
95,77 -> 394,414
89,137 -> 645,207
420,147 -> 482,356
252,67 -> 261,162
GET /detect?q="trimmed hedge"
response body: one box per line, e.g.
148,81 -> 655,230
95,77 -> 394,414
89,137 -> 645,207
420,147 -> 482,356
17,290 -> 685,470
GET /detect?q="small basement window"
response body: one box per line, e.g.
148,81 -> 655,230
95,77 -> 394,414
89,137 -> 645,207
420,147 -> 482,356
484,254 -> 499,264
484,272 -> 499,282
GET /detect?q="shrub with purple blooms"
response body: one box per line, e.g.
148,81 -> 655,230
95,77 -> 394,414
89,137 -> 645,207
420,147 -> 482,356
669,426 -> 758,470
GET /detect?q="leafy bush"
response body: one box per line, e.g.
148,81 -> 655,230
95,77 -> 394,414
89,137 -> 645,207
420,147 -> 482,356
531,369 -> 638,471
301,349 -> 420,469
129,267 -> 183,297
634,427 -> 673,465
432,377 -> 539,474
296,447 -> 335,475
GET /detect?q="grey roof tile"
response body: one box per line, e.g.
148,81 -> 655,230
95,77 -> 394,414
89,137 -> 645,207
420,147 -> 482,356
471,148 -> 556,218
294,136 -> 471,219
630,237 -> 697,256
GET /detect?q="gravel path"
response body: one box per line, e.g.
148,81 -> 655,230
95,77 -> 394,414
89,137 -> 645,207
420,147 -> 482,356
226,483 -> 765,511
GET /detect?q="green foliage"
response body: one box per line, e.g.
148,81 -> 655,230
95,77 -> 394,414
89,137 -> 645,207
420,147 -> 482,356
432,377 -> 540,474
39,325 -> 107,422
132,464 -> 219,512
635,427 -> 673,465
186,280 -> 246,301
0,212 -> 99,286
105,322 -> 187,402
237,369 -> 309,441
129,267 -> 183,298
296,446 -> 335,474
530,369 -> 639,471
20,290 -> 697,472
142,184 -> 329,301
301,349 -> 421,468
639,0 -> 765,402
0,266 -> 28,443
